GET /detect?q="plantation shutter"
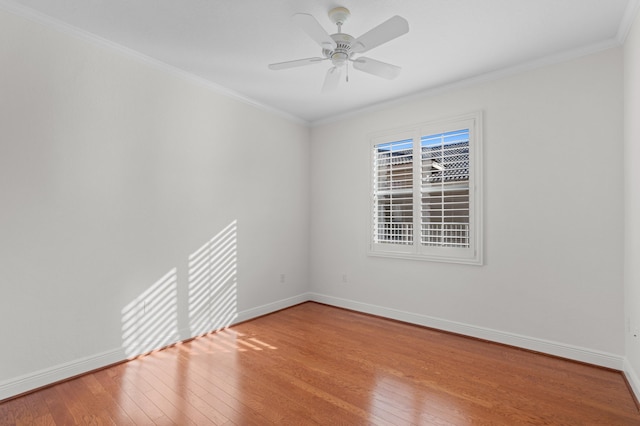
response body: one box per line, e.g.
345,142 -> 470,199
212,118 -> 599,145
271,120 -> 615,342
369,112 -> 481,264
372,138 -> 414,245
420,130 -> 470,248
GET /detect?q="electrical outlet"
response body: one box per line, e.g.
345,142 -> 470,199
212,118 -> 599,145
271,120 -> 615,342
280,273 -> 285,283
342,274 -> 348,283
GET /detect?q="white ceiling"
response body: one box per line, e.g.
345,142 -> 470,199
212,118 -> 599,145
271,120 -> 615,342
2,0 -> 637,123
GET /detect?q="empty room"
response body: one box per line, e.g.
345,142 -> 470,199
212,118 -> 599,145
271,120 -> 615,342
1,0 -> 640,424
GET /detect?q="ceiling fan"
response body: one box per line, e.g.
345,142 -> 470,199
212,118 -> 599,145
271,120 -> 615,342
268,7 -> 409,92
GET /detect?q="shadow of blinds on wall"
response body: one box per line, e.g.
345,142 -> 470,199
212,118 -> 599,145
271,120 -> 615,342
188,220 -> 238,337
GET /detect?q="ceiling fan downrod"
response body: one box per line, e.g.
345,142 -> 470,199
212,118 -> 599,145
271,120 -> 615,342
324,7 -> 353,67
328,7 -> 350,32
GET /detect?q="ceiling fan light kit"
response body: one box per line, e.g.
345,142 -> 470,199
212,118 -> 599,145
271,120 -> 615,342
269,7 -> 409,92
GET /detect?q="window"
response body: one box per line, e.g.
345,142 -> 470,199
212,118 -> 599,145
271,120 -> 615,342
369,112 -> 482,264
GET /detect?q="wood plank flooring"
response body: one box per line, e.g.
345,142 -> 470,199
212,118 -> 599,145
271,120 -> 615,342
1,302 -> 639,425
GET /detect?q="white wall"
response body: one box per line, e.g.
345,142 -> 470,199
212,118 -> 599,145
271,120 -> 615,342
0,2 -> 632,403
310,48 -> 625,365
624,8 -> 640,397
0,8 -> 310,398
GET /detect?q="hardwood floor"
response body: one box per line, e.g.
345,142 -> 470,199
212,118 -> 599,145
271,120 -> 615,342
1,302 -> 639,425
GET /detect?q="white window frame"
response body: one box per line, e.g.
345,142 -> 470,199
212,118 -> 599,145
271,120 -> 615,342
368,111 -> 483,265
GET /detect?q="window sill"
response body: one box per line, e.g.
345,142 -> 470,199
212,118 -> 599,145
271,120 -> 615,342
367,248 -> 483,266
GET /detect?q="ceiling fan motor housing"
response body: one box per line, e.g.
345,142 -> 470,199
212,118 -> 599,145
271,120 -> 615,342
323,33 -> 354,67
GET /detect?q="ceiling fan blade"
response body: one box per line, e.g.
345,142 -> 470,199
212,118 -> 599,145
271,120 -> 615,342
352,57 -> 401,80
351,16 -> 409,54
268,57 -> 326,70
292,13 -> 337,50
322,67 -> 342,93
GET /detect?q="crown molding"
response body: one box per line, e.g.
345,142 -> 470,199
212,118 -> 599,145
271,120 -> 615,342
312,37 -> 621,127
618,0 -> 640,43
1,0 -> 633,131
0,0 -> 309,127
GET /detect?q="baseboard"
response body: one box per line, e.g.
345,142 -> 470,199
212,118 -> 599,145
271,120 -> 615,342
624,357 -> 640,405
0,293 -> 311,402
0,347 -> 127,401
308,292 -> 625,370
1,291 -> 626,402
234,293 -> 311,323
